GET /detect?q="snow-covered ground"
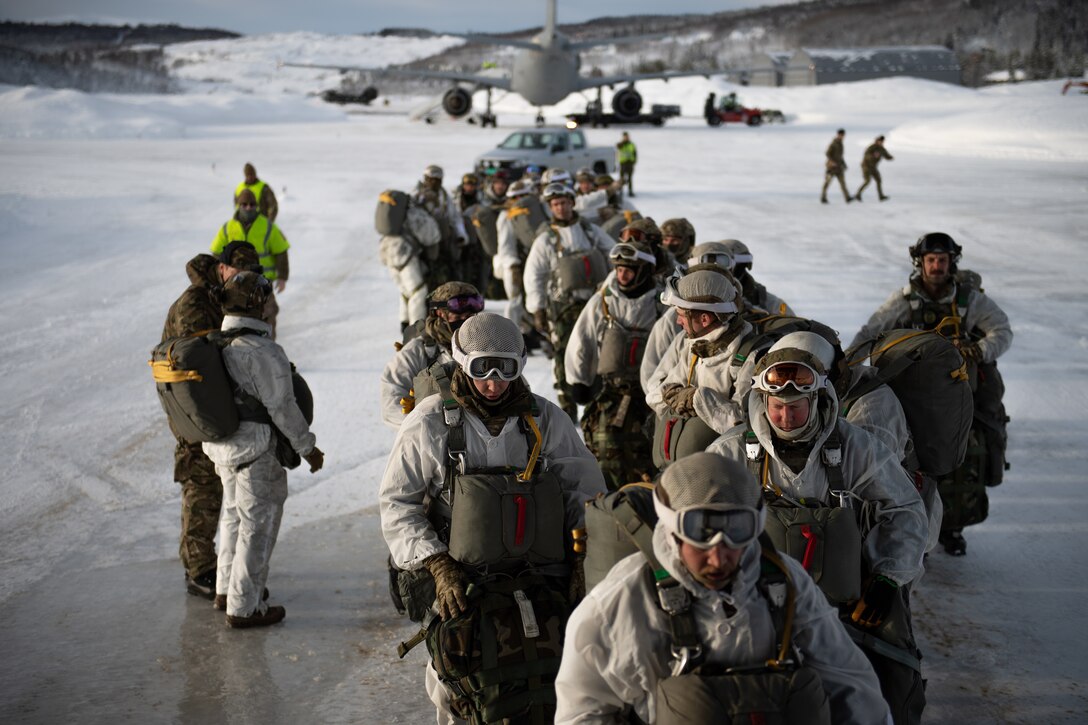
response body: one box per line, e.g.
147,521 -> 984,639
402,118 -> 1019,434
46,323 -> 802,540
1,31 -> 1087,723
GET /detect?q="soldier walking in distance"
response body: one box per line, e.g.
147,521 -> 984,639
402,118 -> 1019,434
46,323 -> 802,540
821,129 -> 853,205
855,135 -> 894,202
555,452 -> 890,724
161,241 -> 260,600
851,232 -> 1012,556
203,271 -> 324,628
235,162 -> 279,222
616,131 -> 638,197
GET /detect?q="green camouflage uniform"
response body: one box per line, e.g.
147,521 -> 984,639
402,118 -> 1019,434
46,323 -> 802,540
548,302 -> 585,420
821,135 -> 851,202
856,142 -> 894,200
581,382 -> 654,490
162,253 -> 225,579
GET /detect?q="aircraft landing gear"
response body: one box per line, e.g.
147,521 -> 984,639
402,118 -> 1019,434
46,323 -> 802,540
535,109 -> 545,127
479,87 -> 498,128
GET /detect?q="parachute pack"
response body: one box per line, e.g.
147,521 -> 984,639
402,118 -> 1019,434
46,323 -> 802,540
375,189 -> 410,236
507,195 -> 548,255
844,329 -> 973,477
150,329 -> 313,465
599,209 -> 642,242
471,204 -> 501,256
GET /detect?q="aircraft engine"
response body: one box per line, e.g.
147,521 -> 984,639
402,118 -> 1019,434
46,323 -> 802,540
611,87 -> 643,120
442,88 -> 473,117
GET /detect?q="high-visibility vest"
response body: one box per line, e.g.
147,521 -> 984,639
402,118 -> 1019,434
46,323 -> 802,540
211,216 -> 288,280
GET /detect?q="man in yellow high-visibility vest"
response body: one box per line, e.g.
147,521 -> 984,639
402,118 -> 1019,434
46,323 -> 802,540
234,162 -> 279,222
615,132 -> 638,197
212,189 -> 290,337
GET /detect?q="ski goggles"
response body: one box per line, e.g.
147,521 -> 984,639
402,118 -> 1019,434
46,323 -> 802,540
436,294 -> 485,314
458,352 -> 524,381
689,250 -> 732,268
659,275 -> 738,314
654,496 -> 766,550
753,360 -> 826,395
609,243 -> 657,266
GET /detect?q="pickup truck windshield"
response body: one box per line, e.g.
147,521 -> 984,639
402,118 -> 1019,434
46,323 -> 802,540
498,131 -> 562,150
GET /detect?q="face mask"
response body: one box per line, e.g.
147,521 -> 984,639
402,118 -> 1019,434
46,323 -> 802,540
238,207 -> 258,224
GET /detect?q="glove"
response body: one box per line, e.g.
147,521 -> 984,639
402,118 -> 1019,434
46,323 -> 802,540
509,264 -> 524,291
399,394 -> 415,415
303,446 -> 324,473
663,385 -> 698,417
851,575 -> 899,629
569,382 -> 594,405
424,551 -> 468,620
533,309 -> 548,335
958,340 -> 983,363
568,553 -> 586,606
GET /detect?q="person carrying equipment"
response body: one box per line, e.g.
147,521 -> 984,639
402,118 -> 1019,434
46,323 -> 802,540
850,232 -> 1012,555
708,338 -> 929,724
379,313 -> 606,724
555,452 -> 890,724
413,164 -> 469,289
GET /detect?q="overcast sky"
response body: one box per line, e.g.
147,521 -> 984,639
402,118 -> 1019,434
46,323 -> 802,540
2,0 -> 795,35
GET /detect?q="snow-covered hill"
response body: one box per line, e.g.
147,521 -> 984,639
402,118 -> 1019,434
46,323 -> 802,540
1,30 -> 1086,724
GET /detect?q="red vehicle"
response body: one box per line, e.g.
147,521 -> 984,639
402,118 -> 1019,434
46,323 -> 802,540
704,92 -> 763,126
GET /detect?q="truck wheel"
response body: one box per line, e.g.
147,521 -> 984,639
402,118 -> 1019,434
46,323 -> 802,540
748,115 -> 762,126
707,115 -> 722,127
593,161 -> 608,174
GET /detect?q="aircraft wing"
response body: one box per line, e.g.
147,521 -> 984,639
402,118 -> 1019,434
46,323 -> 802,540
577,69 -> 721,91
279,62 -> 512,91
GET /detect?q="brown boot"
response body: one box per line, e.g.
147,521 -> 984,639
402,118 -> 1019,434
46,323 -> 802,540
214,588 -> 269,611
226,605 -> 286,629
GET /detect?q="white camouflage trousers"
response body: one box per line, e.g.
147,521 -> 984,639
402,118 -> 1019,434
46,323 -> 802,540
393,257 -> 428,326
214,447 -> 288,617
502,266 -> 526,329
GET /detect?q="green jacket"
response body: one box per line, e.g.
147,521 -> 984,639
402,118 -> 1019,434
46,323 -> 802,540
825,137 -> 845,172
861,143 -> 893,170
211,213 -> 290,280
162,254 -> 224,341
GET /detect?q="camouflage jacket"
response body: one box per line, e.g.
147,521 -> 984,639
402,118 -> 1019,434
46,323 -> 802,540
861,142 -> 893,170
162,254 -> 224,342
825,137 -> 846,172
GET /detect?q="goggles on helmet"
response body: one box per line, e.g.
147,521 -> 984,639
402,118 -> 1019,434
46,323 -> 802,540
437,293 -> 484,314
620,228 -> 647,242
654,495 -> 766,550
609,243 -> 657,266
459,352 -> 523,381
542,182 -> 574,202
659,275 -> 738,314
691,251 -> 732,268
753,360 -> 826,395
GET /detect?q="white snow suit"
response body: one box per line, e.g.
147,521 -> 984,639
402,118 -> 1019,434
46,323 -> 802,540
378,334 -> 453,429
202,315 -> 316,618
564,278 -> 662,386
554,525 -> 892,724
639,308 -> 682,394
524,217 -> 614,315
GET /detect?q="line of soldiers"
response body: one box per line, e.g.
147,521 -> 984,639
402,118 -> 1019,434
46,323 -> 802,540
377,190 -> 1012,721
823,129 -> 895,204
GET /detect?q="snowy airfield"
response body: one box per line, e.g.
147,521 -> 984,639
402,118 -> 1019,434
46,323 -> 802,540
1,31 -> 1087,723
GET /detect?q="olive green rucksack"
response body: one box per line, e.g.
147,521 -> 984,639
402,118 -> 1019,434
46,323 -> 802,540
375,189 -> 411,236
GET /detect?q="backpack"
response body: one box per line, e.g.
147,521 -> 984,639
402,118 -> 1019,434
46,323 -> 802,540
150,330 -> 313,464
599,209 -> 642,242
375,189 -> 411,236
584,483 -> 656,591
729,315 -> 841,373
471,204 -> 501,256
507,195 -> 548,255
844,329 -> 972,477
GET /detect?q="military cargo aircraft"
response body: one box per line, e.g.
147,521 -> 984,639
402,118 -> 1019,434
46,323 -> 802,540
283,0 -> 720,126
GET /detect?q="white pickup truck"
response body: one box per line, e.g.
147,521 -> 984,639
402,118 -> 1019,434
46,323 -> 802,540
474,127 -> 614,178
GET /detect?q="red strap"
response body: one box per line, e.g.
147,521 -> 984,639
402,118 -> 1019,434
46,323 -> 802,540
628,338 -> 641,367
912,470 -> 924,494
514,495 -> 527,547
750,714 -> 767,725
800,524 -> 817,571
582,256 -> 592,280
663,419 -> 676,461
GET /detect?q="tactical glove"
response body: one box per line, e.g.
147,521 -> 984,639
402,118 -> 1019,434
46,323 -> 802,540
851,575 -> 898,629
423,551 -> 468,621
569,382 -> 595,405
533,309 -> 548,335
509,264 -> 524,291
663,385 -> 698,417
303,446 -> 324,473
958,341 -> 983,363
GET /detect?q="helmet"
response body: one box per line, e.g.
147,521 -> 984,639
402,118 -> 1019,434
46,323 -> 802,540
654,453 -> 765,553
542,182 -> 575,203
451,312 -> 527,381
506,179 -> 533,198
685,242 -> 733,272
620,217 -> 662,246
609,239 -> 657,292
461,172 -> 479,185
429,281 -> 483,312
540,168 -> 571,187
423,164 -> 444,180
220,270 -> 271,316
662,269 -> 741,316
218,240 -> 260,271
721,239 -> 753,273
910,232 -> 962,269
575,167 -> 595,182
660,218 -> 696,244
751,335 -> 833,442
594,173 -> 614,187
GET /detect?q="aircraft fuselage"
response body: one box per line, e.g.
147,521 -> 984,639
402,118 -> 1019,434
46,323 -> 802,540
511,35 -> 580,107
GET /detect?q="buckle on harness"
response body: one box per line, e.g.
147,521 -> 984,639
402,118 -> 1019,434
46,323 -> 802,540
822,445 -> 842,468
656,582 -> 690,615
670,645 -> 702,677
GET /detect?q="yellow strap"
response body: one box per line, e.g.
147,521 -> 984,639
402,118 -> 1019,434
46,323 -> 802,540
760,545 -> 799,669
951,363 -> 969,381
518,413 -> 544,482
601,289 -> 612,322
759,452 -> 790,501
472,218 -> 482,228
623,210 -> 636,223
379,192 -> 398,206
507,206 -> 530,219
847,329 -> 932,367
686,354 -> 698,385
149,360 -> 203,383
